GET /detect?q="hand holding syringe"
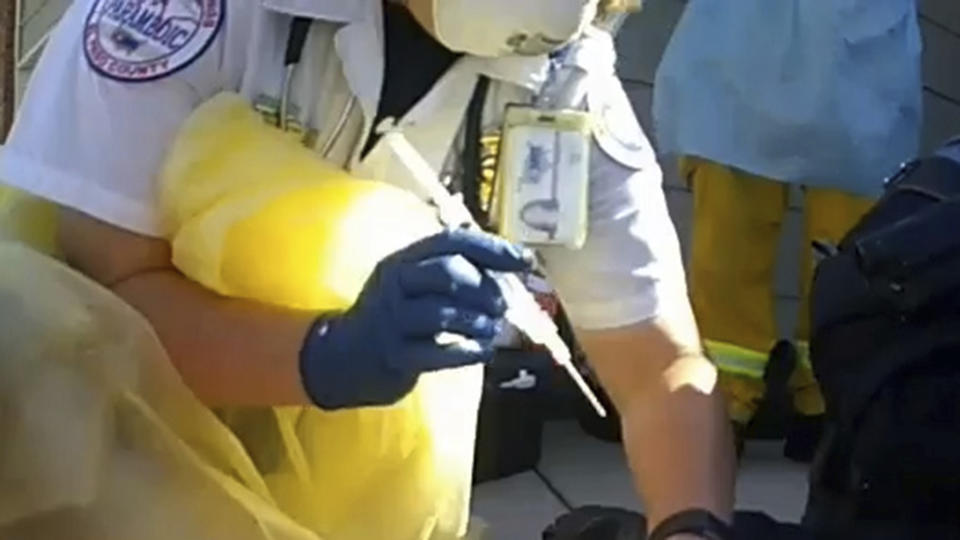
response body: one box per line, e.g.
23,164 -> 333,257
380,130 -> 607,418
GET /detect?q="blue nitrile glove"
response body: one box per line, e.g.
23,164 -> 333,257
299,228 -> 533,410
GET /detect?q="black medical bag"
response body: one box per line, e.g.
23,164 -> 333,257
804,156 -> 960,537
472,348 -> 555,484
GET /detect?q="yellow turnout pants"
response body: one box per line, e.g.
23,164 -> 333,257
683,157 -> 874,424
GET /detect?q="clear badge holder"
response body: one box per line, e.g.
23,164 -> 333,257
493,105 -> 592,250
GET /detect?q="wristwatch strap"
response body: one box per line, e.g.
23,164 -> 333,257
649,509 -> 733,540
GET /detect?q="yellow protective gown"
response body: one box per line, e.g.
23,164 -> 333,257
0,185 -> 59,256
0,242 -> 315,540
0,92 -> 485,540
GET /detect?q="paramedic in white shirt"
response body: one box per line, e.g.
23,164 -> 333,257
0,0 -> 735,535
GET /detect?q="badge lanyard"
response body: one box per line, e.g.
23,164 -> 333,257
277,15 -> 598,250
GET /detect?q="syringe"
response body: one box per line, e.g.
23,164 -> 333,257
380,130 -> 607,418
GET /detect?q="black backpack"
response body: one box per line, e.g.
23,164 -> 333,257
804,156 -> 960,537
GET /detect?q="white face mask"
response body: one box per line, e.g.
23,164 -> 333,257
428,0 -> 599,57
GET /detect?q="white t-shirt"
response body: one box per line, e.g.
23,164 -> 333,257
0,0 -> 687,331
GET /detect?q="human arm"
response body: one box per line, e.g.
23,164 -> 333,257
577,308 -> 735,533
536,68 -> 735,534
57,209 -> 529,408
4,1 -> 529,410
0,0 -> 318,406
542,208 -> 735,534
547,202 -> 736,535
57,208 -> 317,406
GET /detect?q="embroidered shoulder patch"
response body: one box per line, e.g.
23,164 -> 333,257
587,75 -> 653,171
84,0 -> 225,82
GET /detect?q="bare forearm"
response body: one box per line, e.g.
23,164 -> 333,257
114,269 -> 315,407
619,355 -> 735,530
56,209 -> 316,407
579,311 -> 736,534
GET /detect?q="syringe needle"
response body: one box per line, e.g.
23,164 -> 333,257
496,272 -> 607,417
379,131 -> 607,418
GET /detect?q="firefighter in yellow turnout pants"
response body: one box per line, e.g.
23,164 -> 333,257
684,157 -> 873,435
653,0 -> 923,458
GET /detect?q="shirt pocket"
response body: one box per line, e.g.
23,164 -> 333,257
839,0 -> 914,46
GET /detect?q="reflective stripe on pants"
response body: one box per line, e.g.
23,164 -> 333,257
685,157 -> 873,420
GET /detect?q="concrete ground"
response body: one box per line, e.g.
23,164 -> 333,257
472,420 -> 808,539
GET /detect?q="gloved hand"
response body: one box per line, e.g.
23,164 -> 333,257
300,228 -> 533,410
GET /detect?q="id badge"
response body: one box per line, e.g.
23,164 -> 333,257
494,105 -> 591,250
